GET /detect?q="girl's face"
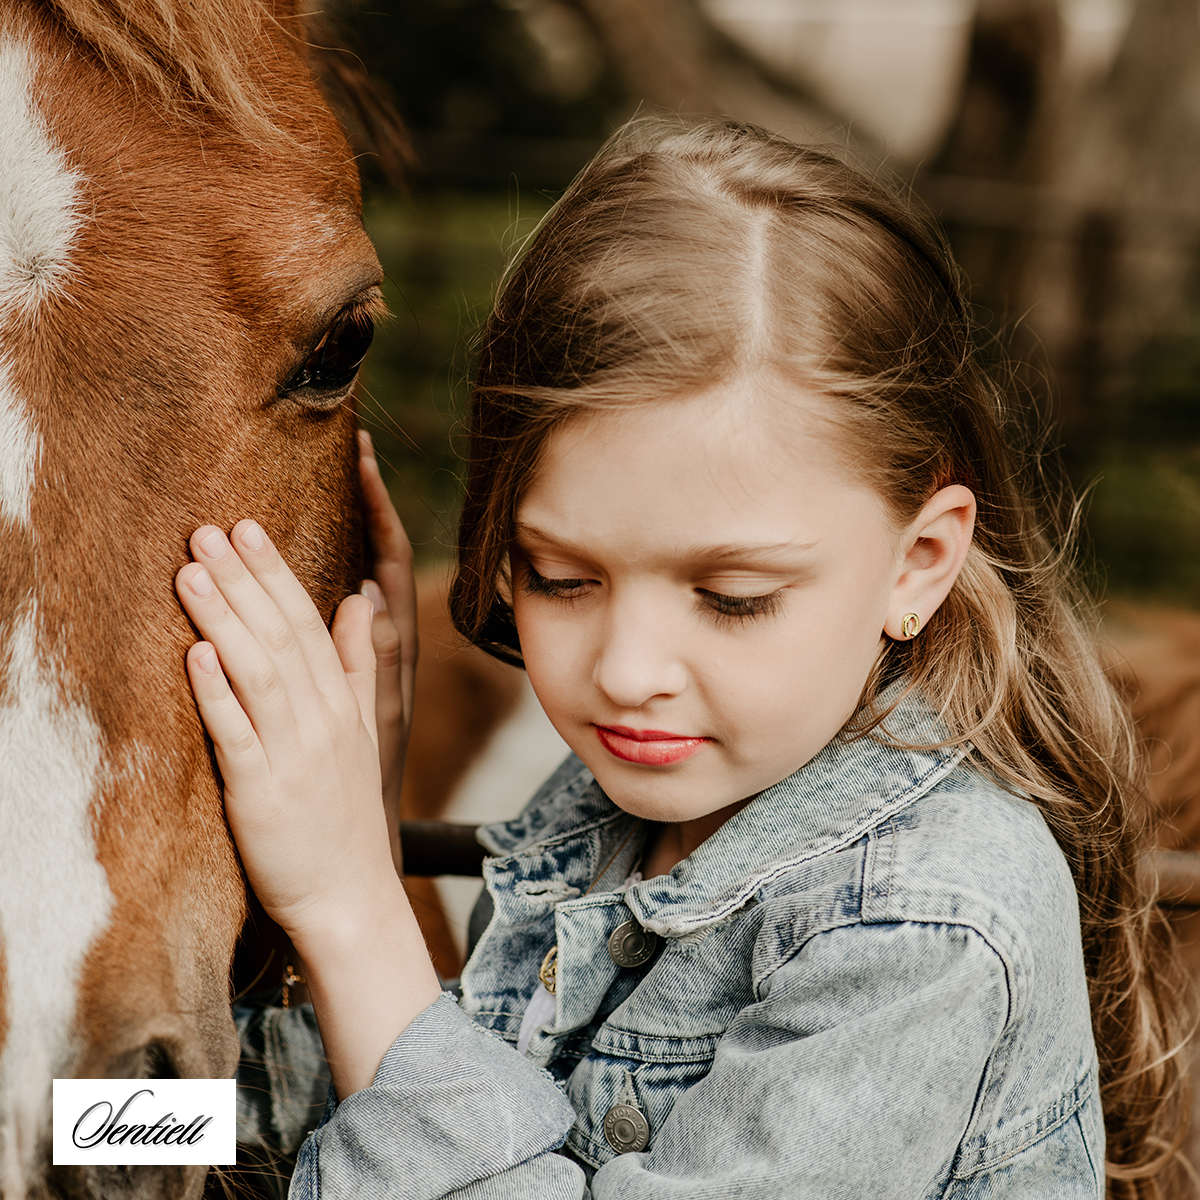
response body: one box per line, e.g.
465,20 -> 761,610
511,379 -> 970,825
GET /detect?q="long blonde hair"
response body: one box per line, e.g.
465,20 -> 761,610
450,117 -> 1191,1195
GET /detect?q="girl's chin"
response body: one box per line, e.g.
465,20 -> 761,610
586,768 -> 725,824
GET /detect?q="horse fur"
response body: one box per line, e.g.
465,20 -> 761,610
0,3 -> 379,1196
47,0 -> 299,140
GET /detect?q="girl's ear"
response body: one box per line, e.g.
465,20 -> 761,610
884,485 -> 976,641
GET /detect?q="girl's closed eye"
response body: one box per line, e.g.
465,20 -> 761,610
697,587 -> 783,624
521,561 -> 594,600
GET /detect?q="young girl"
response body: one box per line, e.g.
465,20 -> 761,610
176,119 -> 1188,1198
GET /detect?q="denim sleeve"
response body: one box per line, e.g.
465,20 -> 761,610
291,922 -> 1008,1200
289,993 -> 585,1200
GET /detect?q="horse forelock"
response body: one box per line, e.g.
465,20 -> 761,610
45,0 -> 315,147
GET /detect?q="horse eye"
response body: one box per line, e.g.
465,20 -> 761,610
284,307 -> 374,397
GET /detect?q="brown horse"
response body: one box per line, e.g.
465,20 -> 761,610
0,3 -> 387,1195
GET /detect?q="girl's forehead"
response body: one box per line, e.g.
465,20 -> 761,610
542,377 -> 851,484
518,378 -> 892,556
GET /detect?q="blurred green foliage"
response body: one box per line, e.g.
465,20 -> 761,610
342,2 -> 1200,608
1084,328 -> 1200,606
356,189 -> 553,566
349,0 -> 620,142
1086,455 -> 1200,603
356,185 -> 1200,598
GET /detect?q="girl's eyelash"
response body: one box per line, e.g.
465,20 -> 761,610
521,565 -> 782,622
698,589 -> 783,623
521,563 -> 591,599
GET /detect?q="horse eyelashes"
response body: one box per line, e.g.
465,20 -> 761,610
283,306 -> 375,399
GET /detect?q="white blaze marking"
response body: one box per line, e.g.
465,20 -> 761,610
0,29 -> 83,529
0,601 -> 114,1187
0,31 -> 84,314
0,356 -> 38,528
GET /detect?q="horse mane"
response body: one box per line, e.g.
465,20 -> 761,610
42,0 -> 412,179
45,0 -> 287,137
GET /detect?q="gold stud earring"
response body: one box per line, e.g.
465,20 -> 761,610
901,613 -> 921,639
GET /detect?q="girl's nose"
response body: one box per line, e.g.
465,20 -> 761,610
591,603 -> 689,709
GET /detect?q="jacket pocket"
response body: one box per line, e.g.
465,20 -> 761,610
564,1031 -> 718,1170
947,1082 -> 1103,1200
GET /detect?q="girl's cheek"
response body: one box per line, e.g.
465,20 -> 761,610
518,615 -> 577,689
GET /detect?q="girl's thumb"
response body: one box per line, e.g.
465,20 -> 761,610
361,579 -> 387,615
362,579 -> 401,670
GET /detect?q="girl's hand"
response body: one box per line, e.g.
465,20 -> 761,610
358,430 -> 416,877
178,519 -> 394,932
176,518 -> 439,1097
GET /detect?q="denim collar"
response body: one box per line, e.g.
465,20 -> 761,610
477,685 -> 971,936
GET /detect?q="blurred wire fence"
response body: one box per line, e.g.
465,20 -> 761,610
342,0 -> 1200,604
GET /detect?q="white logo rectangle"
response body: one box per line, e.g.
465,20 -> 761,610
52,1079 -> 236,1165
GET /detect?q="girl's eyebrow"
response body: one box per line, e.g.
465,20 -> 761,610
686,541 -> 819,567
512,522 -> 572,551
514,523 -> 818,566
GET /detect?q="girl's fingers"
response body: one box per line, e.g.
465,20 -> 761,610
359,435 -> 418,750
358,433 -> 417,673
177,561 -> 312,757
185,641 -> 270,790
358,431 -> 406,561
363,580 -> 402,672
191,522 -> 346,701
363,580 -> 405,744
332,593 -> 379,746
362,580 -> 406,859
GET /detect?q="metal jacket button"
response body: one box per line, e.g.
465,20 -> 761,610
607,920 -> 659,968
538,946 -> 558,995
603,1103 -> 650,1153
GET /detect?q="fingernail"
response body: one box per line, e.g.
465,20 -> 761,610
198,529 -> 227,560
361,579 -> 386,614
359,429 -> 373,451
240,521 -> 266,551
188,568 -> 214,598
197,647 -> 218,673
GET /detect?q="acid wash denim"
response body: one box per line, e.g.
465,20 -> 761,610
289,691 -> 1103,1199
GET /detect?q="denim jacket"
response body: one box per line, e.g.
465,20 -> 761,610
289,691 -> 1103,1199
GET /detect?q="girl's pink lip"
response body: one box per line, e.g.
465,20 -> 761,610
594,725 -> 710,765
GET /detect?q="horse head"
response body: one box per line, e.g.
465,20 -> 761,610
0,2 -> 382,1194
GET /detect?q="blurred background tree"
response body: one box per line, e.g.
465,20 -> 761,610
335,0 -> 1200,610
